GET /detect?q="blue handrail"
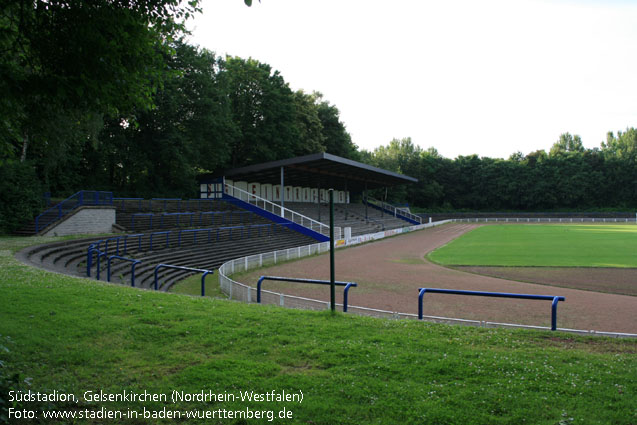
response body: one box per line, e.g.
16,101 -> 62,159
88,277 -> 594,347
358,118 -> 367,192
35,190 -> 113,233
417,288 -> 565,331
257,276 -> 357,312
107,255 -> 142,287
153,264 -> 213,295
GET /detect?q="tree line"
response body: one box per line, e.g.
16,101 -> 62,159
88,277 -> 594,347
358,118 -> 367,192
1,1 -> 635,232
0,0 -> 356,231
364,131 -> 637,212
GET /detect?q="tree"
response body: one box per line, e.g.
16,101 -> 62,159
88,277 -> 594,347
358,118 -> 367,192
314,93 -> 359,160
222,56 -> 301,166
1,0 -> 201,164
602,128 -> 637,161
292,91 -> 327,155
88,42 -> 236,197
549,133 -> 585,156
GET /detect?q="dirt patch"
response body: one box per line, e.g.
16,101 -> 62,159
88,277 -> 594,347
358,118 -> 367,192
456,266 -> 637,296
235,223 -> 637,334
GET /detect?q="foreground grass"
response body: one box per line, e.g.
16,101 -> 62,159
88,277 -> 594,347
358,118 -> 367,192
0,236 -> 635,424
428,224 -> 637,267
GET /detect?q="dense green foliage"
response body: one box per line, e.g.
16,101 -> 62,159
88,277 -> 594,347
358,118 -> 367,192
0,237 -> 635,424
0,0 -> 356,230
0,161 -> 43,232
364,135 -> 637,211
428,224 -> 637,267
1,0 -> 636,233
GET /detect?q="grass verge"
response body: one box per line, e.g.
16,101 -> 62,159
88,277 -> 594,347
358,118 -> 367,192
0,236 -> 635,424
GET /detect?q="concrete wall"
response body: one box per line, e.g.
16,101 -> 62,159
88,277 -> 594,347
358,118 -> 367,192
42,207 -> 116,236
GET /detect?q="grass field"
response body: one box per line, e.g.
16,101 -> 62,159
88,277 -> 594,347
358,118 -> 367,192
1,236 -> 636,424
427,224 -> 637,267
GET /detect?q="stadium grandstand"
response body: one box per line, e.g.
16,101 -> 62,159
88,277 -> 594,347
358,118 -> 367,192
19,153 -> 421,290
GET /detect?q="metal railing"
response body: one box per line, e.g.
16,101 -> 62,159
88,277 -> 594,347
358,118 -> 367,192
417,288 -> 565,331
153,264 -> 213,295
256,276 -> 357,312
86,223 -> 291,280
365,196 -> 422,224
224,184 -> 340,239
452,217 -> 637,223
107,255 -> 142,287
35,190 -> 113,233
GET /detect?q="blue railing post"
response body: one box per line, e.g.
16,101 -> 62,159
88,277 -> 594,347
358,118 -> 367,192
551,296 -> 560,331
131,261 -> 140,287
257,276 -> 266,303
86,244 -> 95,277
154,265 -> 160,290
201,270 -> 213,296
107,256 -> 113,282
418,288 -> 427,320
343,282 -> 357,313
96,251 -> 106,280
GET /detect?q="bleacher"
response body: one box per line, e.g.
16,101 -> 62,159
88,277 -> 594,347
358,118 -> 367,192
22,223 -> 316,291
114,199 -> 271,232
284,202 -> 412,236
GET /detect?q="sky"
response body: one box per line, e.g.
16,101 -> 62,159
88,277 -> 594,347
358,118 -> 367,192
187,0 -> 637,159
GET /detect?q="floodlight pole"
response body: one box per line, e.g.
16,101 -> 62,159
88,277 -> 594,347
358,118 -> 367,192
329,188 -> 335,312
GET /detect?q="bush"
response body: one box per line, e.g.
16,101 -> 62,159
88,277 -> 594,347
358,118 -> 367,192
0,161 -> 44,234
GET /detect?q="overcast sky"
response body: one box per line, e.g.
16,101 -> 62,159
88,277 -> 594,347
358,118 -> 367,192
187,0 -> 637,159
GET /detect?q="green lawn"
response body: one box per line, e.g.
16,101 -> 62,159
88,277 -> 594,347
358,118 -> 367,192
428,224 -> 637,267
1,236 -> 636,424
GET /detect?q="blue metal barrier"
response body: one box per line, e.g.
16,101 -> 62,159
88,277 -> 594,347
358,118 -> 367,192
160,212 -> 195,228
103,236 -> 122,256
256,276 -> 357,312
198,211 -> 223,226
151,198 -> 181,212
35,190 -> 113,233
178,228 -> 214,246
87,223 -> 283,279
149,231 -> 171,250
153,264 -> 213,295
417,288 -> 565,331
113,197 -> 144,212
86,243 -> 97,277
107,255 -> 141,287
122,234 -> 144,255
131,213 -> 153,231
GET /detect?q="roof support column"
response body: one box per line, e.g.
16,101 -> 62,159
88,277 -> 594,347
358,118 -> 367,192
280,166 -> 285,216
344,180 -> 348,216
317,180 -> 321,222
364,181 -> 368,220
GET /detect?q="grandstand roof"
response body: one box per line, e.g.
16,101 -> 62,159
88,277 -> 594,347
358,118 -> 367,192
217,153 -> 417,192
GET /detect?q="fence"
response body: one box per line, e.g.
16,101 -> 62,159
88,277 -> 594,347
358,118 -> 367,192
224,184 -> 340,239
365,196 -> 422,224
35,190 -> 113,233
153,264 -> 213,295
129,210 -> 257,231
113,197 -> 226,213
452,217 -> 637,223
417,288 -> 565,331
256,276 -> 357,312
